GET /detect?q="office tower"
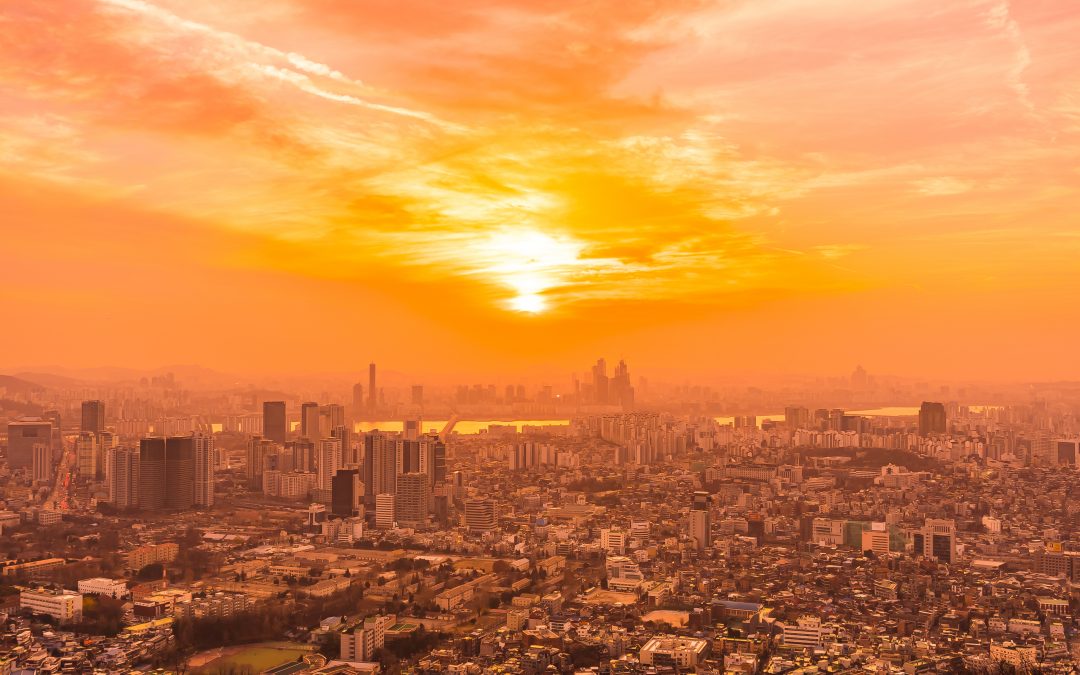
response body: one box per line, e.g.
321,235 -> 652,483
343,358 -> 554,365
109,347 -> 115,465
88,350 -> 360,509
317,437 -> 343,491
300,402 -> 320,440
331,469 -> 362,517
829,409 -> 845,431
396,439 -> 421,476
610,359 -> 635,409
918,402 -> 947,437
411,385 -> 424,406
368,363 -> 377,413
32,443 -> 52,483
74,432 -> 99,480
419,435 -> 446,486
321,404 -> 345,438
1055,439 -> 1079,465
263,401 -> 287,444
919,518 -> 956,564
193,433 -> 215,507
690,491 -> 711,551
403,418 -> 421,441
601,528 -> 627,555
138,436 -> 195,511
375,493 -> 395,530
364,432 -> 398,506
352,383 -> 364,415
395,472 -> 430,528
591,358 -> 609,404
6,418 -> 53,469
107,447 -> 140,509
42,409 -> 62,455
287,438 -> 315,473
465,499 -> 497,532
332,425 -> 354,465
247,437 -> 277,490
81,400 -> 105,435
785,406 -> 810,430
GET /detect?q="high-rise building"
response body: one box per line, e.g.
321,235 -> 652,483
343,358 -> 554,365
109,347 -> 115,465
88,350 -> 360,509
403,418 -> 421,441
610,360 -> 635,409
287,438 -> 315,473
363,432 -> 397,508
784,406 -> 810,430
601,528 -> 626,555
465,499 -> 497,532
351,383 -> 364,415
6,419 -> 53,469
1055,439 -> 1079,465
690,491 -> 711,551
918,518 -> 956,564
321,404 -> 345,439
591,358 -> 609,405
368,363 -> 377,413
419,435 -> 446,486
263,401 -> 287,444
411,385 -> 424,406
193,433 -> 215,507
300,402 -> 320,441
331,468 -> 362,517
74,432 -> 100,480
138,436 -> 195,511
107,447 -> 140,509
32,443 -> 52,483
81,400 -> 105,435
375,493 -> 396,530
341,615 -> 392,662
247,437 -> 277,490
395,472 -> 430,529
317,437 -> 343,491
918,402 -> 947,437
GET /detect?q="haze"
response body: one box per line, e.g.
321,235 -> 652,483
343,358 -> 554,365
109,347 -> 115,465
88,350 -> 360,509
2,0 -> 1079,381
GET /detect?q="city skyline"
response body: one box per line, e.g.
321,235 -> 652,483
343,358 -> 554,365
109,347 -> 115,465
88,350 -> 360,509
2,1 -> 1079,379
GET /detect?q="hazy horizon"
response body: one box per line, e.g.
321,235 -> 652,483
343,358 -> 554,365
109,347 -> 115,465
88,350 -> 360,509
3,1 -> 1079,381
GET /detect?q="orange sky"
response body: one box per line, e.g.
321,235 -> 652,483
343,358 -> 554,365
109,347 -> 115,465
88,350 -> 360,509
2,0 -> 1079,381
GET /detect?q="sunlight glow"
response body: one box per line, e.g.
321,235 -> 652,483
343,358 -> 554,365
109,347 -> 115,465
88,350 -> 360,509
476,229 -> 586,314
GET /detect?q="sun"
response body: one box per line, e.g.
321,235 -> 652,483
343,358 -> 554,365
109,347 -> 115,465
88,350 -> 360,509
508,292 -> 547,314
476,229 -> 585,314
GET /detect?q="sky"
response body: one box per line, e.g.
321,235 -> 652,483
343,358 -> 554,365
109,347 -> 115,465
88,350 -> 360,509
1,0 -> 1079,381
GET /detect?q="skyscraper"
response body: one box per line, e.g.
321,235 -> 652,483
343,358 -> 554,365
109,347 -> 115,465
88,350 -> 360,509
411,385 -> 424,406
193,433 -> 215,507
247,437 -> 277,490
300,402 -> 320,440
74,432 -> 100,480
690,491 -> 711,551
263,401 -> 287,444
81,400 -> 105,435
6,419 -> 53,469
591,358 -> 609,404
352,383 -> 364,416
395,472 -> 430,528
918,402 -> 947,437
362,432 -> 397,509
32,443 -> 52,483
138,436 -> 195,511
107,447 -> 140,509
368,363 -> 377,414
317,437 -> 343,491
331,468 -> 361,517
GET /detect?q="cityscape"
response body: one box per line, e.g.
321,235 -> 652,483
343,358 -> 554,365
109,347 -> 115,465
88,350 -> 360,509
1,364 -> 1079,674
3,0 -> 1080,674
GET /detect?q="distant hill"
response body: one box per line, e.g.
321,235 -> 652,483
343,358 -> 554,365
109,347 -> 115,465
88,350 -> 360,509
0,374 -> 46,395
